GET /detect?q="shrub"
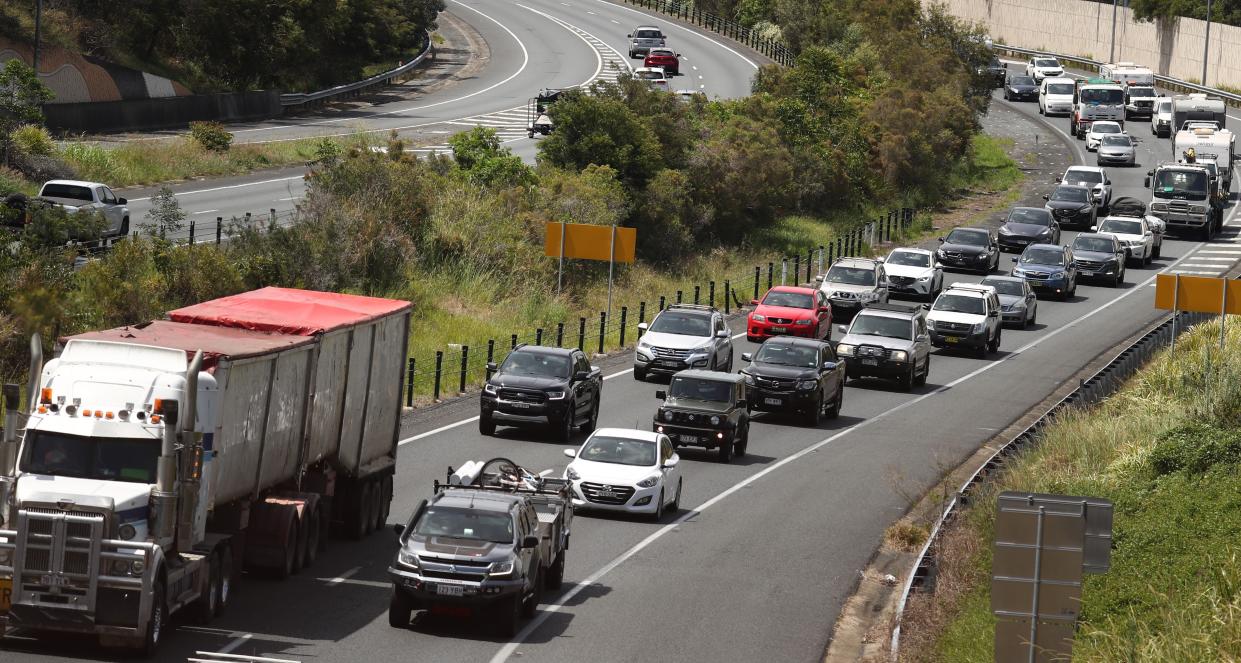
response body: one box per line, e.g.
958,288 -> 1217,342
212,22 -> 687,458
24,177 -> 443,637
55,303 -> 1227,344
12,124 -> 55,156
11,152 -> 75,182
189,121 -> 233,153
1149,423 -> 1241,475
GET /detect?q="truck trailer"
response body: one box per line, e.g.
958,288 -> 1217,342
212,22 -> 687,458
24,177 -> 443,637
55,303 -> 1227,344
0,287 -> 410,655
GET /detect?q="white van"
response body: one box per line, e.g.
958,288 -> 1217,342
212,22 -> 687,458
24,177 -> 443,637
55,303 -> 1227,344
1039,77 -> 1076,116
1099,62 -> 1155,87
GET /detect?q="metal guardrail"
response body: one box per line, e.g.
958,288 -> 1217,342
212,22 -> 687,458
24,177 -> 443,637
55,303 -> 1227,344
279,31 -> 434,107
887,309 -> 1212,660
993,43 -> 1241,108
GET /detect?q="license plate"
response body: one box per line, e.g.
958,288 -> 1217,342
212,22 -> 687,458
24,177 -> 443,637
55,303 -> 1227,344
508,402 -> 530,409
944,336 -> 960,344
1,577 -> 10,613
597,489 -> 618,498
862,358 -> 879,366
764,397 -> 782,406
658,359 -> 679,366
436,584 -> 464,597
679,434 -> 698,443
770,327 -> 786,333
1082,271 -> 1096,277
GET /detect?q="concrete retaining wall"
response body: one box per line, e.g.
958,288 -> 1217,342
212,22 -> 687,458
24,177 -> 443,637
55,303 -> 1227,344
939,0 -> 1241,89
43,91 -> 283,134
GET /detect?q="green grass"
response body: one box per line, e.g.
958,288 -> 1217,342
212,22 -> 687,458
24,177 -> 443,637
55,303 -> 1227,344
948,135 -> 1023,194
902,319 -> 1241,662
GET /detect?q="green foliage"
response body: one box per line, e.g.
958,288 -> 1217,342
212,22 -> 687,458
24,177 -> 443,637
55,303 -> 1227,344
1149,423 -> 1241,475
189,121 -> 232,153
11,124 -> 55,157
448,127 -> 535,188
142,186 -> 186,238
1131,0 -> 1241,26
539,89 -> 662,188
0,59 -> 53,163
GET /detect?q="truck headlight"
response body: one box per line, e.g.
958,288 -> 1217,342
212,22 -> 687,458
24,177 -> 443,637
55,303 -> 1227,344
836,343 -> 856,356
973,322 -> 987,333
710,415 -> 721,425
118,523 -> 137,540
490,560 -> 514,577
637,475 -> 660,488
546,390 -> 566,400
797,379 -> 818,390
565,466 -> 581,481
890,350 -> 908,362
398,550 -> 420,570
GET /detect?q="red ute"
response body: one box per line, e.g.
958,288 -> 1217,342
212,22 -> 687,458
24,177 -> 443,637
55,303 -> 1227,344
643,49 -> 679,76
747,286 -> 832,343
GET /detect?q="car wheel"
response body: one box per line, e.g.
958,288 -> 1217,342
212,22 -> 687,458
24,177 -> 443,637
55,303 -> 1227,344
557,408 -> 574,443
805,391 -> 822,427
827,382 -> 844,418
582,398 -> 599,434
651,489 -> 665,522
521,569 -> 542,618
546,552 -> 566,590
735,421 -> 749,457
1143,251 -> 1152,266
479,414 -> 496,436
1153,244 -> 1161,259
990,328 -> 1002,354
718,436 -> 734,463
388,587 -> 414,628
899,364 -> 915,391
119,217 -> 130,237
634,367 -> 647,381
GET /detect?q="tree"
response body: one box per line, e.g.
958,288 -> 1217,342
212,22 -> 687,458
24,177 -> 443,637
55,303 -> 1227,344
537,90 -> 662,189
142,187 -> 186,239
448,127 -> 535,188
0,59 -> 53,165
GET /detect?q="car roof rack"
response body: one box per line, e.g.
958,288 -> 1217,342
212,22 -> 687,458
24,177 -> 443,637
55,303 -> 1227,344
434,458 -> 571,498
944,282 -> 996,295
664,303 -> 718,313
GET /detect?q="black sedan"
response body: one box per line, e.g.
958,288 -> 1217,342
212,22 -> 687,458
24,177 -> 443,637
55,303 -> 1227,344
1071,233 -> 1126,286
986,58 -> 1007,87
740,337 -> 845,426
997,207 -> 1060,253
1043,184 -> 1097,230
1003,75 -> 1039,101
936,227 -> 1000,273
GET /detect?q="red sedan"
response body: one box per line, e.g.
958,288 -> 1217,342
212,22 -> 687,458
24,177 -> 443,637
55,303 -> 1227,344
747,286 -> 832,343
644,48 -> 680,76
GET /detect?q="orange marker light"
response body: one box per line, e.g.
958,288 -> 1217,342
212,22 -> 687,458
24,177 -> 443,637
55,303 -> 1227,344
82,409 -> 92,417
151,415 -> 162,424
40,388 -> 52,404
93,410 -> 103,418
152,399 -> 164,414
37,405 -> 47,414
105,411 -> 114,420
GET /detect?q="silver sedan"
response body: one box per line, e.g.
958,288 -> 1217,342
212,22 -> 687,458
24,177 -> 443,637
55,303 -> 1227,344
1096,134 -> 1136,167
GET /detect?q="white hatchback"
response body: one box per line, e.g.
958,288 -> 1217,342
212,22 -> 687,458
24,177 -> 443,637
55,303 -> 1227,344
633,67 -> 669,89
564,428 -> 683,520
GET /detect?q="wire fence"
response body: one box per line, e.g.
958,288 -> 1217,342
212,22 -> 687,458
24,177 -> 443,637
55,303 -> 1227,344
615,0 -> 796,66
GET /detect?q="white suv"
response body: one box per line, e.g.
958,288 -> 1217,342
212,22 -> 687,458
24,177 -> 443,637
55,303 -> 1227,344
927,283 -> 1002,358
1039,77 -> 1076,116
634,304 -> 733,381
1025,56 -> 1064,82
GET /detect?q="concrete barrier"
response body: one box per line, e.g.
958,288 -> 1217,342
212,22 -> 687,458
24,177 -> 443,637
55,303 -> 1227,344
43,91 -> 283,134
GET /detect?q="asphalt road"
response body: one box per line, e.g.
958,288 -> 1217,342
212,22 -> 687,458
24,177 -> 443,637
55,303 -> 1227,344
7,82 -> 1239,661
118,0 -> 764,240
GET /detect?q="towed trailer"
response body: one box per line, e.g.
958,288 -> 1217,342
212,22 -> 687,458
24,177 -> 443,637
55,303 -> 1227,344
527,89 -> 563,138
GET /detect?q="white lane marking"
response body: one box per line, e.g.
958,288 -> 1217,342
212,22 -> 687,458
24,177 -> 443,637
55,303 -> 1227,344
192,209 -> 219,215
126,175 -> 304,202
232,0 -> 532,138
1178,263 -> 1227,269
278,196 -> 298,201
592,0 -> 758,70
538,469 -> 552,477
610,18 -> 620,23
398,330 -> 747,446
487,246 -> 1207,663
1182,257 -> 1234,262
692,65 -> 698,71
218,634 -> 252,654
326,567 -> 360,586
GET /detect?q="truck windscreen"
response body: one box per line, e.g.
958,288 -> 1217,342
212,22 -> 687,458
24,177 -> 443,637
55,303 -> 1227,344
1153,170 -> 1208,200
21,431 -> 159,483
1081,89 -> 1124,104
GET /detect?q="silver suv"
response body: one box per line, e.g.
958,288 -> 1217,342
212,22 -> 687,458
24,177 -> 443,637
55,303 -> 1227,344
628,26 -> 666,58
817,257 -> 890,321
634,304 -> 733,381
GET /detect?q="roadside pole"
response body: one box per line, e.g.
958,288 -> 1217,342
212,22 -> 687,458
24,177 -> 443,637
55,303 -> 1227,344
557,221 -> 567,294
606,224 -> 617,325
1204,0 -> 1214,86
1109,0 -> 1118,64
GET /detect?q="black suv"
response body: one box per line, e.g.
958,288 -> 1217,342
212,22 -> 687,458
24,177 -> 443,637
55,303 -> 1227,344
653,370 -> 749,463
481,345 -> 603,441
834,303 -> 932,390
1042,184 -> 1097,229
740,337 -> 846,426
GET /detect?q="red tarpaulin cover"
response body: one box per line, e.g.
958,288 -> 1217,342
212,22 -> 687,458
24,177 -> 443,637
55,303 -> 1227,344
65,320 -> 314,370
167,287 -> 411,336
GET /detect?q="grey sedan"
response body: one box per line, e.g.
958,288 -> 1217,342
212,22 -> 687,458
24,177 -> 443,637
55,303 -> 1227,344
1096,134 -> 1136,167
981,276 -> 1038,327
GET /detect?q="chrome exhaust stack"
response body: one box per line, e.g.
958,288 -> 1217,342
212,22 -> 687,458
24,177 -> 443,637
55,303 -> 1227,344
25,333 -> 42,413
152,399 -> 180,548
0,383 -> 21,527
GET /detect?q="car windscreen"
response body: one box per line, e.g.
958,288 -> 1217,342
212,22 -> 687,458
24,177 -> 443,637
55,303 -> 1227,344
1099,219 -> 1143,235
945,229 -> 989,246
1091,123 -> 1121,134
1051,187 -> 1090,203
1010,76 -> 1036,86
500,350 -> 571,378
1073,236 -> 1116,253
1081,88 -> 1124,104
933,294 -> 985,315
668,376 -> 732,403
41,184 -> 93,201
1021,247 -> 1065,265
1152,170 -> 1207,198
1156,100 -> 1172,112
414,507 -> 513,543
1035,59 -> 1059,68
981,279 -> 1025,296
848,314 -> 912,340
635,29 -> 662,38
1100,135 -> 1130,146
1047,83 -> 1075,95
649,311 -> 711,336
886,251 -> 931,267
753,342 -> 820,367
21,431 -> 158,483
762,291 -> 814,309
1065,169 -> 1102,184
826,266 -> 875,285
579,436 -> 656,466
1007,208 -> 1051,226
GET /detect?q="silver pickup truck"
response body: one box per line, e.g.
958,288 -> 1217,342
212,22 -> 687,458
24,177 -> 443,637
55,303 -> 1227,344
628,25 -> 666,58
388,458 -> 572,636
36,179 -> 130,238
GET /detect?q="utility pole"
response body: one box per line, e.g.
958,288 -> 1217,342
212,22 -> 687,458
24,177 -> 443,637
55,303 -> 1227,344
1109,0 -> 1118,63
1203,0 -> 1213,85
32,0 -> 42,75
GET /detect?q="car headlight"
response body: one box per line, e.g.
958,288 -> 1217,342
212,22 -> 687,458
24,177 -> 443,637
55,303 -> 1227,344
490,560 -> 514,577
1052,271 -> 1066,279
998,227 -> 1012,235
1040,228 -> 1053,235
484,383 -> 498,395
547,390 -> 566,400
890,350 -> 908,362
743,372 -> 755,386
797,379 -> 818,390
973,322 -> 987,333
1127,239 -> 1144,247
917,275 -> 930,282
925,320 -> 936,330
751,314 -> 766,322
566,466 -> 581,481
398,549 -> 420,570
710,415 -> 721,425
118,523 -> 137,540
796,318 -> 812,325
836,343 -> 856,356
1079,206 -> 1093,213
664,410 -> 674,422
637,475 -> 660,488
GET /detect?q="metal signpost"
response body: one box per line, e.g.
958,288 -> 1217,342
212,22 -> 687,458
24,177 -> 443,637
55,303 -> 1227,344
992,492 -> 1113,663
545,222 -> 638,328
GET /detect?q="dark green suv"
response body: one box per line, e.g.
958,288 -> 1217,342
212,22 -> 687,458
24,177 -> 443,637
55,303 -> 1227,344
653,370 -> 749,463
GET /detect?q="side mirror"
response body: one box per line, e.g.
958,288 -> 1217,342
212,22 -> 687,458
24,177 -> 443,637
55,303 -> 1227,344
814,275 -> 824,283
1042,194 -> 1050,200
750,299 -> 759,305
521,536 -> 540,550
715,329 -> 729,338
836,324 -> 849,336
741,352 -> 753,362
934,262 -> 944,269
117,197 -> 128,204
1011,256 -> 1018,263
392,523 -> 405,539
916,334 -> 929,342
563,448 -> 577,458
1090,225 -> 1097,231
573,370 -> 588,382
937,236 -> 946,243
627,33 -> 633,38
486,361 -> 497,372
637,322 -> 649,332
736,399 -> 747,410
1055,176 -> 1062,183
662,456 -> 679,469
655,389 -> 667,400
823,361 -> 838,371
818,306 -> 830,313
1143,176 -> 1151,188
676,53 -> 682,57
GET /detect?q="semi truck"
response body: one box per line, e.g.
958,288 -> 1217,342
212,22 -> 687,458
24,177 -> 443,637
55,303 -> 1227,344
0,287 -> 411,655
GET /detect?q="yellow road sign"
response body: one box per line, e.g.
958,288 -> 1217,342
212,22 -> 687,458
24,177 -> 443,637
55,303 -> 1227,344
1155,274 -> 1241,314
544,223 -> 636,263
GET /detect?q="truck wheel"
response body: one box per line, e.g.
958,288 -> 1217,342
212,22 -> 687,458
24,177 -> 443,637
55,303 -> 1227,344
522,570 -> 543,618
717,435 -> 734,463
557,408 -> 574,443
546,552 -> 566,590
634,367 -> 647,381
804,392 -> 822,426
190,553 -> 220,625
1153,244 -> 1161,259
496,593 -> 522,637
989,328 -> 1002,354
304,506 -> 321,566
479,414 -> 496,436
582,398 -> 599,435
827,382 -> 844,418
138,576 -> 168,656
216,546 -> 233,617
915,356 -> 929,387
276,519 -> 299,579
292,511 -> 309,574
378,475 -> 393,530
388,588 -> 414,628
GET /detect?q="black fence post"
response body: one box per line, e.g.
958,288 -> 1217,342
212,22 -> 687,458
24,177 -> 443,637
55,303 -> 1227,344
556,323 -> 564,347
708,281 -> 715,308
828,243 -> 834,266
459,345 -> 469,393
620,306 -> 628,347
406,358 -> 415,406
578,317 -> 587,350
487,340 -> 495,377
693,285 -> 700,305
639,301 -> 647,326
659,295 -> 666,311
724,280 -> 731,314
433,351 -> 443,401
535,328 -> 544,345
511,334 -> 518,350
676,290 -> 683,304
793,255 -> 801,284
598,312 -> 606,354
836,237 -> 843,261
767,262 -> 773,290
216,218 -> 223,244
753,266 -> 760,301
189,220 -> 195,245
